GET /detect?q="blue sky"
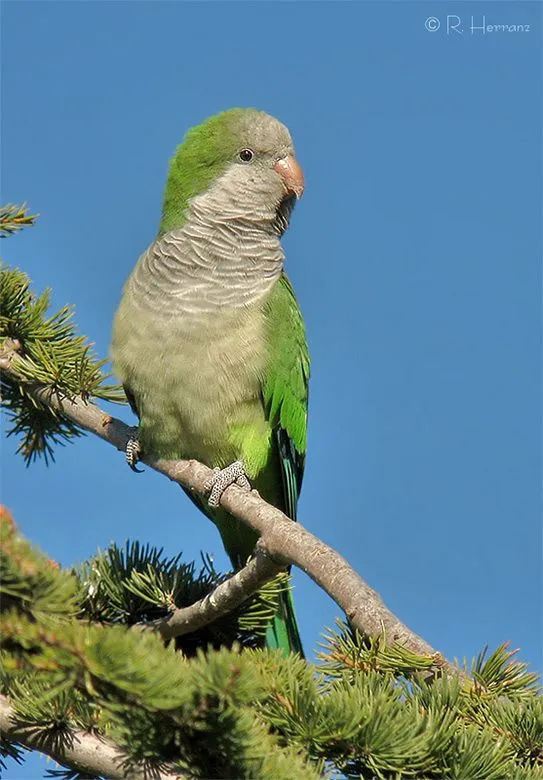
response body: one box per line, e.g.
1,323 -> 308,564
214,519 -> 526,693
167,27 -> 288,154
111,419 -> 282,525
2,1 -> 541,775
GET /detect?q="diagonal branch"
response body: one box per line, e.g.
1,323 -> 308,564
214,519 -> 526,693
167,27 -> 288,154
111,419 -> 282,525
0,695 -> 183,780
0,348 -> 452,674
141,544 -> 283,641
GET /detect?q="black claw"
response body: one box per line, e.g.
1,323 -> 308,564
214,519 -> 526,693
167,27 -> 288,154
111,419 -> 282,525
125,432 -> 143,473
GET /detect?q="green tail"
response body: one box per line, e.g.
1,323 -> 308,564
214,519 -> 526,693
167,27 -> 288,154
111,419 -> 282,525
265,587 -> 304,656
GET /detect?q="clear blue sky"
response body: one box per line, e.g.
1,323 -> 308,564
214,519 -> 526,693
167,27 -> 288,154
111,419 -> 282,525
2,1 -> 541,776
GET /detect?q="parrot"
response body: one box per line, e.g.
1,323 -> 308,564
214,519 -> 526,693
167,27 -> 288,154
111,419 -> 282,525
110,108 -> 309,655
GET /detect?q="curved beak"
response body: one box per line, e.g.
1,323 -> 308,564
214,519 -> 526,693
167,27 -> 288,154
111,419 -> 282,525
273,155 -> 305,199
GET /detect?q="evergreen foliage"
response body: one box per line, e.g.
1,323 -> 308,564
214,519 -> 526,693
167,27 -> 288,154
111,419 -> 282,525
78,540 -> 291,653
1,509 -> 541,779
0,203 -> 38,238
0,212 -> 124,463
1,208 -> 541,778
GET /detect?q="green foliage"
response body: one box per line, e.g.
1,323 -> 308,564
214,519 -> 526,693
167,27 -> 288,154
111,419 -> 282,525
0,508 -> 79,623
1,511 -> 320,779
78,540 -> 291,653
1,511 -> 541,779
469,642 -> 540,698
319,621 -> 442,680
0,203 -> 38,237
0,739 -> 25,774
0,250 -> 124,463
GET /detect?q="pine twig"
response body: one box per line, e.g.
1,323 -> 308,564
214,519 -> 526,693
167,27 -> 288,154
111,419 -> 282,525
0,695 -> 184,780
0,203 -> 38,237
140,543 -> 283,640
0,348 -> 451,676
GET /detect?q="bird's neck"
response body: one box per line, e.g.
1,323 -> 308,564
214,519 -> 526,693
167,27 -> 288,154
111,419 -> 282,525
129,186 -> 287,316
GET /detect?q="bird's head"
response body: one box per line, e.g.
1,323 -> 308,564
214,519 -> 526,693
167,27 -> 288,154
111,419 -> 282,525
159,108 -> 304,235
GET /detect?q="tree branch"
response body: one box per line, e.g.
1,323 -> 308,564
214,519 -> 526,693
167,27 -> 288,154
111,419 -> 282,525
0,348 -> 452,674
0,695 -> 183,779
142,544 -> 283,641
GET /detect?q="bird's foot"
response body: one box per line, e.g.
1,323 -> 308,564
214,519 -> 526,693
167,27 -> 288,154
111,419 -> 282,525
125,429 -> 144,473
204,461 -> 251,508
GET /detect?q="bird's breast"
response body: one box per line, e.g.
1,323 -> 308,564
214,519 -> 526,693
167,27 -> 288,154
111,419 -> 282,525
112,296 -> 269,463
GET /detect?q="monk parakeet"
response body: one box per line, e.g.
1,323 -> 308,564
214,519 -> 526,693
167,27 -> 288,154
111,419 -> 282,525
111,108 -> 309,654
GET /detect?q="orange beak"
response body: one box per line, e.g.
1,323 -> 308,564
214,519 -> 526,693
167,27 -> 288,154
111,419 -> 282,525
273,155 -> 305,199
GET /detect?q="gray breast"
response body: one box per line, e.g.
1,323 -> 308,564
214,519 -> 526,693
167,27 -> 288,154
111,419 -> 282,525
127,164 -> 286,317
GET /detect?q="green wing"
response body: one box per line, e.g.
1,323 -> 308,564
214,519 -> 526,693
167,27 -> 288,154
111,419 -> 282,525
262,273 -> 309,654
263,273 -> 310,521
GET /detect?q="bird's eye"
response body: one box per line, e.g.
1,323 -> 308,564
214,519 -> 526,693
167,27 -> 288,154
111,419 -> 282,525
239,148 -> 254,163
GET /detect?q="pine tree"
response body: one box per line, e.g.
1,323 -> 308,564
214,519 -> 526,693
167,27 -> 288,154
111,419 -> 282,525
1,206 -> 542,779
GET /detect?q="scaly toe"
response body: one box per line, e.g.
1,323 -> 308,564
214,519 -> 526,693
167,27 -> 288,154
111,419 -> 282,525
203,467 -> 221,493
235,474 -> 251,491
125,434 -> 144,473
205,461 -> 251,508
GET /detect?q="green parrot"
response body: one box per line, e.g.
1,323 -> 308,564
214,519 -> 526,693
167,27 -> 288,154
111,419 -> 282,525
111,108 -> 309,654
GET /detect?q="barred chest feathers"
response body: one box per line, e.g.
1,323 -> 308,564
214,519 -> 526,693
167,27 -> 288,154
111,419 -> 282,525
111,267 -> 274,464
